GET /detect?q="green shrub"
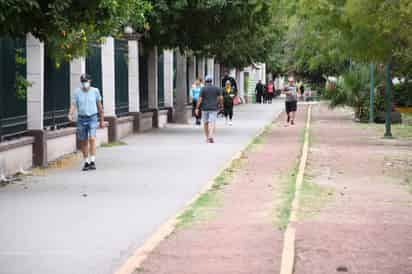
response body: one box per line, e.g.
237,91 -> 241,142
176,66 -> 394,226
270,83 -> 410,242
394,82 -> 412,107
326,65 -> 385,122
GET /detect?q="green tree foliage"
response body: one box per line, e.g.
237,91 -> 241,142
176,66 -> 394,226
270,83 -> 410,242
144,0 -> 274,68
325,65 -> 385,121
0,0 -> 152,61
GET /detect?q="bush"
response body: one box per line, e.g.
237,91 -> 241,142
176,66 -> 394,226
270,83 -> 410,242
394,82 -> 412,107
325,65 -> 385,122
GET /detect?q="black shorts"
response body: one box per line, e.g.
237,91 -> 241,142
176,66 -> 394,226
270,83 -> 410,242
285,101 -> 297,113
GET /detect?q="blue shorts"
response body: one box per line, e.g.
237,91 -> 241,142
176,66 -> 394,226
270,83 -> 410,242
202,111 -> 218,123
77,114 -> 98,141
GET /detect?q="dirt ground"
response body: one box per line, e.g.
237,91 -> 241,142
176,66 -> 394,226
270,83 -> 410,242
294,104 -> 412,274
134,106 -> 308,274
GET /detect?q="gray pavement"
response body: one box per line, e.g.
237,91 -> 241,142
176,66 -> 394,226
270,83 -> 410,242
0,101 -> 283,274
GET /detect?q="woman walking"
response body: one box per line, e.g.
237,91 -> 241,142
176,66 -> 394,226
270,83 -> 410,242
191,79 -> 202,125
223,80 -> 236,126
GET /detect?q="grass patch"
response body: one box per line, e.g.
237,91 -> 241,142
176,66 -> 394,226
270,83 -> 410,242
298,175 -> 335,219
176,156 -> 245,229
101,140 -> 127,147
176,121 -> 275,229
276,164 -> 298,230
245,123 -> 274,152
358,113 -> 412,139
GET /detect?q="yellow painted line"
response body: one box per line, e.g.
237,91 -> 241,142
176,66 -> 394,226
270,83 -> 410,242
114,112 -> 281,274
279,105 -> 312,274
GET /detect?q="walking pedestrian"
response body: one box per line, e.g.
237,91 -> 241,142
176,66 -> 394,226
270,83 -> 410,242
223,80 -> 236,126
266,81 -> 274,104
221,71 -> 238,93
285,80 -> 298,126
196,75 -> 223,143
68,74 -> 104,171
255,80 -> 265,104
191,78 -> 202,125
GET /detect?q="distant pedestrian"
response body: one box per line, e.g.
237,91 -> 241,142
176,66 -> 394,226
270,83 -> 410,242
255,80 -> 265,104
68,74 -> 105,171
191,79 -> 202,125
223,80 -> 236,126
196,75 -> 223,143
266,81 -> 274,104
299,83 -> 305,100
285,80 -> 298,126
221,71 -> 238,94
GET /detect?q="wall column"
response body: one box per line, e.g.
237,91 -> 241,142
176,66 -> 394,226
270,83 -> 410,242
148,47 -> 158,109
102,37 -> 116,117
206,58 -> 214,79
197,57 -> 205,80
163,49 -> 174,108
128,40 -> 139,113
174,52 -> 188,124
70,58 -> 86,100
101,37 -> 117,141
237,70 -> 245,101
188,56 -> 196,91
214,62 -> 221,87
26,34 -> 44,130
26,34 -> 47,166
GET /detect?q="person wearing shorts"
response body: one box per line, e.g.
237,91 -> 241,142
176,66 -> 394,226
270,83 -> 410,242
68,74 -> 104,171
196,75 -> 223,143
285,81 -> 298,126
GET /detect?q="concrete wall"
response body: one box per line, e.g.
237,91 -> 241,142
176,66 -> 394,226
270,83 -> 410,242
139,112 -> 154,132
96,127 -> 109,147
46,129 -> 77,162
117,117 -> 134,139
158,110 -> 169,128
0,138 -> 34,177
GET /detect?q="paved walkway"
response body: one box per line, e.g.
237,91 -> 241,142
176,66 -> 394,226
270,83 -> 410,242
0,102 -> 283,274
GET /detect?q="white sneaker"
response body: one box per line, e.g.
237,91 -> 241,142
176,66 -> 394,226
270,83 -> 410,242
229,121 -> 233,126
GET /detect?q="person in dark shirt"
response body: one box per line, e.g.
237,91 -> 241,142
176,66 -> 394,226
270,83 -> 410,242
196,75 -> 224,143
255,80 -> 265,104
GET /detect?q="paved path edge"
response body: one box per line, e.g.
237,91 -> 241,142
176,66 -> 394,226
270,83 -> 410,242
279,105 -> 312,274
113,109 -> 284,274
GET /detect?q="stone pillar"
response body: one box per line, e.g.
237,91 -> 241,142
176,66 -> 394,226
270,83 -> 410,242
197,57 -> 205,80
238,70 -> 245,101
26,34 -> 44,130
26,34 -> 47,166
101,37 -> 116,117
102,37 -> 117,141
206,58 -> 214,79
128,40 -> 139,113
261,63 -> 267,84
229,68 -> 236,79
70,58 -> 85,100
214,62 -> 221,87
163,49 -> 174,108
188,56 -> 196,91
174,51 -> 189,124
148,47 -> 158,109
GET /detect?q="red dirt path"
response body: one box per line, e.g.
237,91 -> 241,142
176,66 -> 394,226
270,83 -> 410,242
295,104 -> 412,274
134,107 -> 308,274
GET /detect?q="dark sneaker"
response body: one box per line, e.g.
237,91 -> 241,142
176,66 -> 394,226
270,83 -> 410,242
291,120 -> 295,125
82,162 -> 90,171
89,162 -> 96,170
209,138 -> 215,143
